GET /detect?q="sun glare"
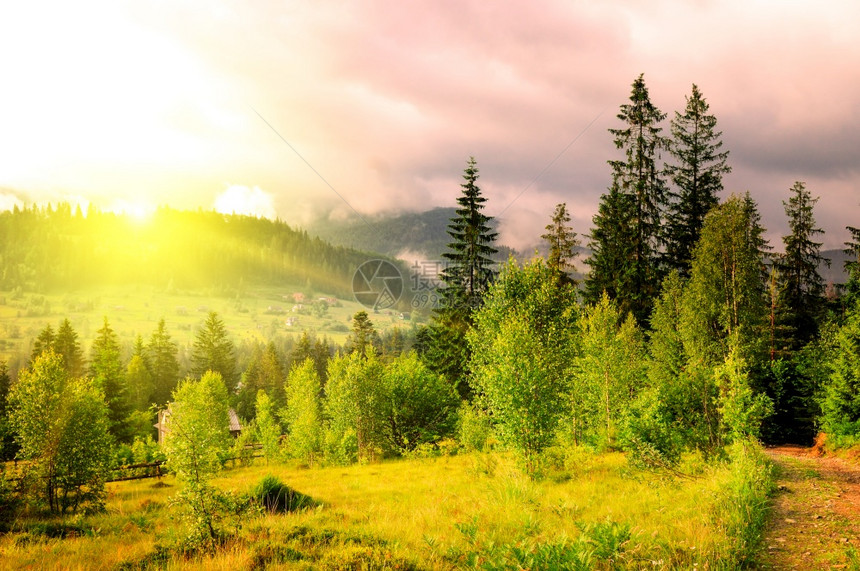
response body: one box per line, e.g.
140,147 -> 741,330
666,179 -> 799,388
110,199 -> 155,223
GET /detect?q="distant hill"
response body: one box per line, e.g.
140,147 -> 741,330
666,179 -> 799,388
306,207 -> 519,263
0,204 -> 399,300
820,249 -> 852,286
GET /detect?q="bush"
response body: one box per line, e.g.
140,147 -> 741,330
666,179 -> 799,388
457,403 -> 494,452
252,475 -> 317,513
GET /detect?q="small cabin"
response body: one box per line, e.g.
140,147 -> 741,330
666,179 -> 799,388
155,407 -> 243,444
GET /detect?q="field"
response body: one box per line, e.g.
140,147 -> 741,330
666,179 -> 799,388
0,449 -> 767,570
0,285 -> 418,364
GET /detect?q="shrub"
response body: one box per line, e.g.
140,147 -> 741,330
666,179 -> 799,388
252,475 -> 317,513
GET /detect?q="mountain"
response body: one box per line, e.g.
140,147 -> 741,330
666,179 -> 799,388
306,207 -> 519,263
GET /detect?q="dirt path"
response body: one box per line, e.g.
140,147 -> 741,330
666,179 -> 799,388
759,446 -> 860,570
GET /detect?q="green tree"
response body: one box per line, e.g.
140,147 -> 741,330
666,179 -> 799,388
162,371 -> 236,544
54,318 -> 85,378
572,293 -> 646,449
0,361 -> 16,461
379,352 -> 459,453
345,311 -> 379,358
126,354 -> 154,412
664,84 -> 730,276
820,302 -> 860,440
283,359 -> 323,465
540,202 -> 580,287
468,258 -> 579,474
255,390 -> 282,463
683,194 -> 769,366
90,317 -> 132,443
323,350 -> 386,464
587,74 -> 670,325
425,157 -> 498,395
146,319 -> 180,406
8,352 -> 113,513
31,324 -> 55,362
775,181 -> 828,351
843,224 -> 860,307
191,311 -> 237,393
715,346 -> 773,443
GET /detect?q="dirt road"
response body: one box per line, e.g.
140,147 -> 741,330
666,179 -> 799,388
759,446 -> 860,570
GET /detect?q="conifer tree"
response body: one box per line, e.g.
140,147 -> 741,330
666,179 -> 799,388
146,318 -> 180,406
842,223 -> 860,308
664,84 -> 730,276
424,157 -> 497,396
586,74 -> 669,325
541,202 -> 580,287
775,181 -> 828,350
190,311 -> 237,393
31,324 -> 55,362
345,311 -> 379,358
54,318 -> 85,378
90,317 -> 132,442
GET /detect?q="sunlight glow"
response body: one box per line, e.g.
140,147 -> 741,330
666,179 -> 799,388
214,185 -> 277,219
109,199 -> 155,223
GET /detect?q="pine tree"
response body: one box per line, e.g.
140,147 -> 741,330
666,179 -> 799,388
146,319 -> 180,406
541,202 -> 580,287
424,157 -> 498,396
775,181 -> 828,350
90,317 -> 132,443
345,311 -> 379,358
54,318 -> 85,378
664,84 -> 730,276
584,184 -> 638,315
586,74 -> 670,325
31,324 -> 55,362
440,157 -> 498,310
190,311 -> 237,393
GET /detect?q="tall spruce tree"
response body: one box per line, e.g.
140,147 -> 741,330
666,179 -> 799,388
424,157 -> 497,397
541,202 -> 580,287
440,157 -> 498,310
90,317 -> 132,443
775,181 -> 828,350
146,318 -> 180,406
54,318 -> 85,378
664,84 -> 730,276
191,311 -> 237,393
586,74 -> 669,325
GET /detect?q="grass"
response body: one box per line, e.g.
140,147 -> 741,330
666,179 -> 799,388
0,285 -> 417,362
0,449 -> 773,569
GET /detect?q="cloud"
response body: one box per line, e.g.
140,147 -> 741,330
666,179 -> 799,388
214,185 -> 277,219
0,192 -> 23,212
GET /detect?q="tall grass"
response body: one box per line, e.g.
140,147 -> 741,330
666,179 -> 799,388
0,449 -> 775,569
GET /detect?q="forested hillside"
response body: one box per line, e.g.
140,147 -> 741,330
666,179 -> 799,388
0,205 -> 395,298
307,207 -> 518,261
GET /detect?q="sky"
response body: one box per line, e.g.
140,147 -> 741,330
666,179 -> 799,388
1,0 -> 859,252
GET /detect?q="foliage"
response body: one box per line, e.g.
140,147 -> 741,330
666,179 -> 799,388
255,390 -> 283,463
820,302 -> 860,438
664,84 -> 730,276
345,311 -> 379,358
90,317 -> 132,443
457,403 -> 494,453
425,157 -> 498,395
586,73 -> 669,325
251,474 -> 317,513
469,258 -> 578,473
236,342 -> 285,421
715,346 -> 773,443
774,181 -> 828,351
572,293 -> 646,450
8,351 -> 113,513
541,202 -> 580,287
712,441 -> 776,566
190,311 -> 237,393
145,318 -> 180,407
283,358 -> 324,465
379,352 -> 460,454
